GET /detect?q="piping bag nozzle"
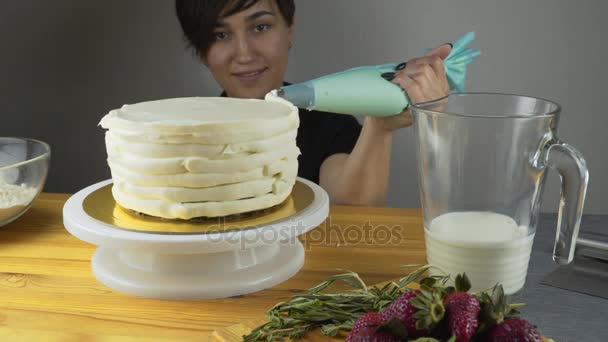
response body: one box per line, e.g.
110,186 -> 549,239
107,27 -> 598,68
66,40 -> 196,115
276,82 -> 315,110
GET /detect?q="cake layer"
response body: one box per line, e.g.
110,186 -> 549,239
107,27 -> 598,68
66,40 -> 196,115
105,129 -> 298,158
99,97 -> 299,144
113,173 -> 295,203
112,181 -> 294,219
107,143 -> 300,175
113,177 -> 275,202
109,159 -> 298,188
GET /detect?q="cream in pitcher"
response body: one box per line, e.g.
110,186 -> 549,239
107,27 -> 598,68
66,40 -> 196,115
425,211 -> 534,294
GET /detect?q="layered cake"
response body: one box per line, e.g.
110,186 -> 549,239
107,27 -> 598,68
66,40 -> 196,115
99,96 -> 300,219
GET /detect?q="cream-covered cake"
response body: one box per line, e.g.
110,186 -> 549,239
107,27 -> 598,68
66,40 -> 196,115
99,96 -> 300,219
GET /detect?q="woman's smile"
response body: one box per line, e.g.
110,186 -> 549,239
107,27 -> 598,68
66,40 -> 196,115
232,67 -> 269,83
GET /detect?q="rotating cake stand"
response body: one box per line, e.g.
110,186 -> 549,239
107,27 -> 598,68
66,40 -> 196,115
63,177 -> 329,300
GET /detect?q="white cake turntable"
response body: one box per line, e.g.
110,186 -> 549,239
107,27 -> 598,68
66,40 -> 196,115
63,177 -> 328,300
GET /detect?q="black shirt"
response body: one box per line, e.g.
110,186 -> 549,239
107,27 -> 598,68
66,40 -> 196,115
220,87 -> 362,184
295,108 -> 362,183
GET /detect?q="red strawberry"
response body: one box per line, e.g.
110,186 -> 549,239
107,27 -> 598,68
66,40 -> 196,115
483,318 -> 543,342
380,289 -> 445,338
444,291 -> 481,342
381,291 -> 425,337
345,311 -> 401,342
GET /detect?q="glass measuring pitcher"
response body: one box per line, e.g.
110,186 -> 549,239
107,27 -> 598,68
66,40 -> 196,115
410,93 -> 588,294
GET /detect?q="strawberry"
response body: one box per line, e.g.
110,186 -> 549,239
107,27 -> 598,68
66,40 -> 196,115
380,288 -> 445,338
483,318 -> 543,342
443,292 -> 481,342
345,311 -> 401,342
381,291 -> 425,337
477,283 -> 527,337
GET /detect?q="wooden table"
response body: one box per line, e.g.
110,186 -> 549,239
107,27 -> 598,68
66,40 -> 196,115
0,193 -> 426,341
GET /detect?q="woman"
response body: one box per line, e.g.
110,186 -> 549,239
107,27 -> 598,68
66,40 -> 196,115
175,0 -> 451,206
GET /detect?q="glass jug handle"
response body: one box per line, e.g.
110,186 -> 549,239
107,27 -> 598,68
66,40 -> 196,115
544,140 -> 589,265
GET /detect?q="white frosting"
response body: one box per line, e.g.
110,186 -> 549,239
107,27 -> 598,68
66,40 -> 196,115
107,143 -> 300,175
105,129 -> 298,158
99,97 -> 299,144
99,96 -> 300,219
112,183 -> 293,220
108,159 -> 298,188
113,175 -> 293,203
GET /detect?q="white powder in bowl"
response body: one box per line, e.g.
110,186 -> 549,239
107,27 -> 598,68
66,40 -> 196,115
0,180 -> 38,222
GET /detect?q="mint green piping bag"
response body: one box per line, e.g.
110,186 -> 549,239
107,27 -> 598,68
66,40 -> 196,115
278,31 -> 480,116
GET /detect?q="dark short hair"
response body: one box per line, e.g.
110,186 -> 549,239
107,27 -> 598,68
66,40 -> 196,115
175,0 -> 296,59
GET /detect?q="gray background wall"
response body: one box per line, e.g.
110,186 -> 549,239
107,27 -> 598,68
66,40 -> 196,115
1,0 -> 606,214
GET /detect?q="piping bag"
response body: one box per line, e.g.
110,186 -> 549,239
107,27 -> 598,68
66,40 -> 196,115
275,32 -> 481,116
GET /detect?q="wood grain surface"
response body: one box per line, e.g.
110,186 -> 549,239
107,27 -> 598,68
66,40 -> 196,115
0,193 -> 426,341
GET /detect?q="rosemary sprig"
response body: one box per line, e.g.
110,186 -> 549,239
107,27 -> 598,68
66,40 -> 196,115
243,267 -> 435,341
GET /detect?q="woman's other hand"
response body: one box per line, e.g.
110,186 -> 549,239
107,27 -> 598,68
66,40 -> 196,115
369,43 -> 452,132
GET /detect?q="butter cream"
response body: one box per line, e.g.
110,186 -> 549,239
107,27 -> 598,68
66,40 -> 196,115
99,96 -> 300,219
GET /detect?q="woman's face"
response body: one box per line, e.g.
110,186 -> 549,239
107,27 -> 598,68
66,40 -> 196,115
206,0 -> 294,99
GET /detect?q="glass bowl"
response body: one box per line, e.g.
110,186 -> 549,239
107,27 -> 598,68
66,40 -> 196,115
0,137 -> 51,227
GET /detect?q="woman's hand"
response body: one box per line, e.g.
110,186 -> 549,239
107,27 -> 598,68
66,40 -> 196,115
368,43 -> 452,132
